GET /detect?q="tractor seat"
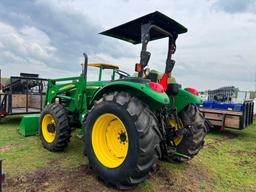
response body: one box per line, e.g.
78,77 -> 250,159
145,72 -> 158,82
166,83 -> 181,96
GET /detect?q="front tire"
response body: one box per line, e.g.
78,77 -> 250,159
84,92 -> 161,188
39,104 -> 71,151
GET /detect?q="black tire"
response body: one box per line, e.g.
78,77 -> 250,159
39,104 -> 71,151
84,92 -> 161,188
174,104 -> 207,162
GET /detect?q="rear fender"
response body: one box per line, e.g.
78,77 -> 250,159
172,88 -> 202,113
90,81 -> 169,111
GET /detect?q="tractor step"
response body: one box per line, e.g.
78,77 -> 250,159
175,152 -> 191,159
17,114 -> 40,137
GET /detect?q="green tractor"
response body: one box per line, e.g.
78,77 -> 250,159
38,11 -> 208,188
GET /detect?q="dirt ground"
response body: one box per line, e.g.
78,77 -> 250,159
3,161 -> 210,192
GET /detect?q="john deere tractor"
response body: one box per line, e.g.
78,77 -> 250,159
39,11 -> 208,188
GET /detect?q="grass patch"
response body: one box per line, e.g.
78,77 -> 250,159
0,115 -> 256,191
0,116 -> 86,177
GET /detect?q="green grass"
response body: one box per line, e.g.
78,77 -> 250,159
0,116 -> 87,177
196,126 -> 256,192
0,116 -> 256,191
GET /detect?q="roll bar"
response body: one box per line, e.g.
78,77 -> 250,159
138,23 -> 177,78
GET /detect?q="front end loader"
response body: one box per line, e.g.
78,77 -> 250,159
38,11 -> 208,188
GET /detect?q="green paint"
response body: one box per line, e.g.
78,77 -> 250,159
18,68 -> 200,137
45,75 -> 87,123
91,80 -> 169,109
43,64 -> 169,131
17,114 -> 40,136
172,88 -> 202,113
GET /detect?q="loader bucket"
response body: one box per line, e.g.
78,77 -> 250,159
17,114 -> 40,137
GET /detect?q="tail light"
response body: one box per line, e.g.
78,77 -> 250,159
186,88 -> 199,96
148,82 -> 164,93
0,111 -> 7,117
135,63 -> 142,72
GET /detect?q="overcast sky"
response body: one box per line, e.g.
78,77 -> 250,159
0,0 -> 255,91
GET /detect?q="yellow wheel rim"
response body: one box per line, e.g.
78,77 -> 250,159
92,113 -> 129,168
170,119 -> 183,145
42,114 -> 56,143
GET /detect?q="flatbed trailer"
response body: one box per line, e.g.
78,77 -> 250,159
0,73 -> 47,118
199,100 -> 254,130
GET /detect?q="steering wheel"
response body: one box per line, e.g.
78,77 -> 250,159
115,69 -> 130,79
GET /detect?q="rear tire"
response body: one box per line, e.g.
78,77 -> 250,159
84,92 -> 161,188
39,104 -> 71,151
174,104 -> 207,162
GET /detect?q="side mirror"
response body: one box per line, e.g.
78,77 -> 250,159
146,72 -> 158,82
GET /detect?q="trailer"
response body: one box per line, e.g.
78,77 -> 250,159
199,100 -> 254,130
0,73 -> 47,118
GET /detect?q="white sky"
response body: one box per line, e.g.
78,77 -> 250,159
0,0 -> 255,91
